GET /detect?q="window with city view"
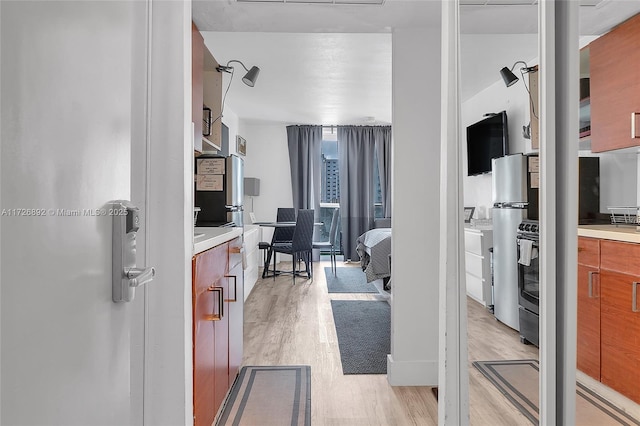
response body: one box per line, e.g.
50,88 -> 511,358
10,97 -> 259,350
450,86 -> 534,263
316,128 -> 384,253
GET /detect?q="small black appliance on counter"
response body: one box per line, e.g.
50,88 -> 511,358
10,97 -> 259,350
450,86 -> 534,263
195,154 -> 244,227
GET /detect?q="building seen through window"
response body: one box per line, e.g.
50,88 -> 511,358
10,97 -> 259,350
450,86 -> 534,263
317,130 -> 384,252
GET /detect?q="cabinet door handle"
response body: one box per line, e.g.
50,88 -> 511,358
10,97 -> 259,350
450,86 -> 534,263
206,286 -> 224,321
633,282 -> 639,313
588,271 -> 598,298
224,275 -> 237,302
632,113 -> 640,138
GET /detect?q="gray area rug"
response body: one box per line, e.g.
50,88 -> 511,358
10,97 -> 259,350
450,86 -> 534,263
216,365 -> 311,426
473,359 -> 640,425
325,267 -> 377,293
331,300 -> 390,374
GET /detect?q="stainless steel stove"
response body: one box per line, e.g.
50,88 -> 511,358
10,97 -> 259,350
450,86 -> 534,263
516,219 -> 539,346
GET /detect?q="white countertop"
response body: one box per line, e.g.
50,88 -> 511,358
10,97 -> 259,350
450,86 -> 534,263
194,226 -> 243,255
578,224 -> 640,244
464,224 -> 493,232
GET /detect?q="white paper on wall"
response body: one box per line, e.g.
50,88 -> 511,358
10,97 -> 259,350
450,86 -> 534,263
197,158 -> 225,175
196,174 -> 223,191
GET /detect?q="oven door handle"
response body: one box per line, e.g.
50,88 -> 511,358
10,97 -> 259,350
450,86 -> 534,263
516,238 -> 539,248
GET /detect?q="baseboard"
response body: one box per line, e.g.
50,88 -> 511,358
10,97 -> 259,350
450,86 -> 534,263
371,279 -> 391,305
386,355 -> 438,386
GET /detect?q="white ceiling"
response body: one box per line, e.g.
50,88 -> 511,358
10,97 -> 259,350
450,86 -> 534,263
193,0 -> 640,125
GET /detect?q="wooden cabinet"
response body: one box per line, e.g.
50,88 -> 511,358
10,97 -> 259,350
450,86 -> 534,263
192,22 -> 223,153
577,237 -> 600,380
590,13 -> 640,152
464,227 -> 493,307
600,269 -> 640,402
577,236 -> 640,403
599,239 -> 640,403
192,236 -> 244,425
192,23 -> 204,153
528,67 -> 539,149
193,242 -> 227,426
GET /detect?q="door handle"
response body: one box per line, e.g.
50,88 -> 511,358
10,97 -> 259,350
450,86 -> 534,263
111,200 -> 156,303
633,282 -> 639,313
206,287 -> 224,321
126,267 -> 156,288
632,113 -> 640,138
224,275 -> 238,302
587,271 -> 598,298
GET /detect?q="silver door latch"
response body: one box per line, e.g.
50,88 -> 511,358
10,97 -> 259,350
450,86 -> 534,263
111,200 -> 156,302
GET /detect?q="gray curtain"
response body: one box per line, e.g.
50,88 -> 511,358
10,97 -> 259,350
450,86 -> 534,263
338,126 -> 379,261
286,125 -> 322,215
374,126 -> 392,218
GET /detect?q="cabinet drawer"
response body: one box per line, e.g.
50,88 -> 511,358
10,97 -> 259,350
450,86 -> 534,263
465,252 -> 484,279
243,227 -> 260,254
578,237 -> 600,268
601,240 -> 640,276
464,231 -> 483,256
245,265 -> 258,291
194,243 -> 228,294
229,236 -> 243,270
466,273 -> 484,304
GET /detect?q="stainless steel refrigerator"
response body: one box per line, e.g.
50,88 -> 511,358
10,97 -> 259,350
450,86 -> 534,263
492,154 -> 528,331
195,154 -> 244,227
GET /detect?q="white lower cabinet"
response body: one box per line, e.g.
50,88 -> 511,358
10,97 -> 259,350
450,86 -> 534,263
243,225 -> 260,300
464,227 -> 494,307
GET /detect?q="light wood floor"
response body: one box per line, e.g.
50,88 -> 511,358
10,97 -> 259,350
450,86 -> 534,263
242,261 -> 537,425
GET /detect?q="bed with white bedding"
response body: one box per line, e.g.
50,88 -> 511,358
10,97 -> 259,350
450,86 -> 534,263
355,228 -> 392,286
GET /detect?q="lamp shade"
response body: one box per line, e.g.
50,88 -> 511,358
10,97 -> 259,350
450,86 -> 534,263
244,177 -> 260,196
500,67 -> 519,87
242,66 -> 260,87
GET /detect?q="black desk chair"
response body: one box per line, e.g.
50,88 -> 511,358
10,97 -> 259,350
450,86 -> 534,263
261,207 -> 296,278
271,209 -> 314,284
313,208 -> 340,276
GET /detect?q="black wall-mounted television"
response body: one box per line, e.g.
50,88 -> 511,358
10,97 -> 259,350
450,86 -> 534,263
466,111 -> 509,176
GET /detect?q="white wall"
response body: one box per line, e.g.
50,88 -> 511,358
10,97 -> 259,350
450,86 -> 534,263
462,68 -> 638,218
388,26 -> 441,386
239,122 -> 294,244
580,151 -> 638,212
223,107 -> 240,156
461,78 -> 534,217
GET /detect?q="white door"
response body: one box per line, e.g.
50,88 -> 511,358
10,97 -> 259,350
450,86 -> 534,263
1,1 -> 148,424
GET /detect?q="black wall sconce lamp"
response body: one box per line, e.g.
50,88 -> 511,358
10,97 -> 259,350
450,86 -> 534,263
500,61 -> 536,87
212,59 -> 261,125
500,60 -> 538,123
217,60 -> 260,87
